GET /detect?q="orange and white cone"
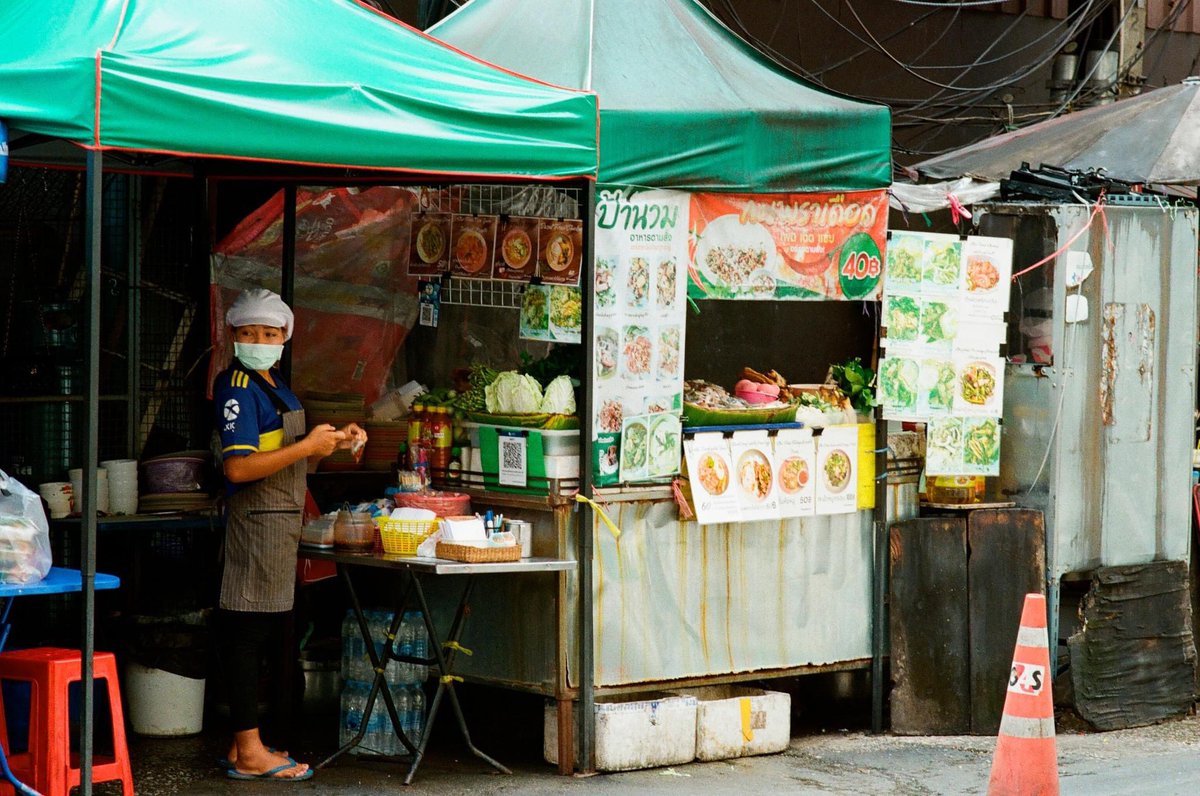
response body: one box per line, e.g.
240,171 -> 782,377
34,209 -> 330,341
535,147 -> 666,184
987,592 -> 1059,796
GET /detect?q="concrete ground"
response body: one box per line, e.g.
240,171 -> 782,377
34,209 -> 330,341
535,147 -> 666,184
114,694 -> 1200,795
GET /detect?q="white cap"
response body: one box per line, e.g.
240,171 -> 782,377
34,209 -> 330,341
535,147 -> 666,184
226,289 -> 294,341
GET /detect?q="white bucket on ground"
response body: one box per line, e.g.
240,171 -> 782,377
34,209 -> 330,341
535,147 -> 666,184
125,663 -> 205,736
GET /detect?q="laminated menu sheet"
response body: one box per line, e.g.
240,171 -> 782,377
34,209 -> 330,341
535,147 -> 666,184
773,427 -> 815,518
684,433 -> 739,525
815,424 -> 858,515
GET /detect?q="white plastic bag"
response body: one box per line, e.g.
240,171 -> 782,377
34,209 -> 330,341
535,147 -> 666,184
0,470 -> 53,584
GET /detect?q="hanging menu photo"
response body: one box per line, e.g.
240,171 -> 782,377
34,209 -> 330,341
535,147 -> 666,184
537,219 -> 584,286
815,424 -> 859,515
774,427 -> 816,518
684,433 -> 740,525
407,212 -> 451,276
450,214 -> 498,278
493,216 -> 539,281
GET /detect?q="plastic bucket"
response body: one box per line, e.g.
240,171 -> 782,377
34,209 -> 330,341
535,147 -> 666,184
125,663 -> 205,736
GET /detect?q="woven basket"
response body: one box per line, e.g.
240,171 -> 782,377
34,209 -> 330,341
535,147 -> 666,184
435,541 -> 521,563
376,517 -> 437,556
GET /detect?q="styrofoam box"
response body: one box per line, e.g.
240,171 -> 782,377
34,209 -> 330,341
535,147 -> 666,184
670,685 -> 791,761
544,693 -> 697,771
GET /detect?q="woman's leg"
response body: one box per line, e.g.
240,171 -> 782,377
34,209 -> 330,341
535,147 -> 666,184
219,609 -> 307,778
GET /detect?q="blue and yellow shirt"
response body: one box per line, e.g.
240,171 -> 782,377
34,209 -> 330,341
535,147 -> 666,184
213,366 -> 303,494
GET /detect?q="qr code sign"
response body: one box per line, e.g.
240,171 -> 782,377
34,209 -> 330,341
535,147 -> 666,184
497,434 -> 527,488
502,441 -> 524,470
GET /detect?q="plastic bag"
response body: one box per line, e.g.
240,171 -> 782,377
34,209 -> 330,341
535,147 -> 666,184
0,470 -> 53,584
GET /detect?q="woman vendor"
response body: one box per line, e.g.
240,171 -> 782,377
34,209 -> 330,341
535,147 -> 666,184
213,288 -> 366,781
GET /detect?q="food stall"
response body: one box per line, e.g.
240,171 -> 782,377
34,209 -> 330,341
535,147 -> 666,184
432,0 -> 893,767
0,0 -> 598,785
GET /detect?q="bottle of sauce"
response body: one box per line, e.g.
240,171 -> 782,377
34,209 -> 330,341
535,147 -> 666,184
430,407 -> 452,479
407,402 -> 424,464
448,446 -> 463,483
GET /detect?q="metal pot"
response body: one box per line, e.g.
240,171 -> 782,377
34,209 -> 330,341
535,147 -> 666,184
299,655 -> 341,715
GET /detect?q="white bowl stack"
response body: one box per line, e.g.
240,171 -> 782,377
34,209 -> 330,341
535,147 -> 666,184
68,467 -> 110,515
101,459 -> 139,515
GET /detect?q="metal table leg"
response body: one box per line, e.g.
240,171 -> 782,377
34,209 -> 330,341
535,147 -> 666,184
405,574 -> 510,786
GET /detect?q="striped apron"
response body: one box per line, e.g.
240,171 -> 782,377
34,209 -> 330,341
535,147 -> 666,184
220,370 -> 306,613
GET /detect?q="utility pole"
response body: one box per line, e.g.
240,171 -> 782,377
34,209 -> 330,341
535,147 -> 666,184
1116,0 -> 1147,99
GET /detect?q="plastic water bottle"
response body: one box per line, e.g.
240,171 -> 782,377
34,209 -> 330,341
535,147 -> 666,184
410,684 -> 426,743
408,611 -> 429,682
397,615 -> 416,684
341,610 -> 356,682
344,682 -> 364,750
392,683 -> 411,752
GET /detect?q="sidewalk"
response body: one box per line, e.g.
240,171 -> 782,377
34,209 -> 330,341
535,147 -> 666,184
132,711 -> 1200,795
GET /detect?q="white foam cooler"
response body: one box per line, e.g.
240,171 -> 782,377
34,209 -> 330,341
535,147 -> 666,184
670,685 -> 791,761
544,693 -> 697,771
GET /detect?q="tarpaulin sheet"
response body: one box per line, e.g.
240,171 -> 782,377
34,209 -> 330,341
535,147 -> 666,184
210,186 -> 420,405
431,0 -> 891,192
0,0 -> 598,179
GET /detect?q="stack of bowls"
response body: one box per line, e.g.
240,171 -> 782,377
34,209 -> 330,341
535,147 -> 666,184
101,459 -> 139,515
37,482 -> 73,519
68,467 -> 110,514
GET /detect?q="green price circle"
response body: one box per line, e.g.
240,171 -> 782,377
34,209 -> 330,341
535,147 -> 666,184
838,232 -> 883,300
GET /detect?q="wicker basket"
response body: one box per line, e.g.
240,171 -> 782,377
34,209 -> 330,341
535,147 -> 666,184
377,517 -> 438,556
435,541 -> 521,563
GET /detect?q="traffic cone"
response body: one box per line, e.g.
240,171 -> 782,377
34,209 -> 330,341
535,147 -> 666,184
987,593 -> 1059,796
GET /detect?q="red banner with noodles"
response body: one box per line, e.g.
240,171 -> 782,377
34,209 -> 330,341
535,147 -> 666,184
687,190 -> 888,301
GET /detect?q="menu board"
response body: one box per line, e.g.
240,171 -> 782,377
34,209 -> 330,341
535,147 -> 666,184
537,219 -> 584,286
619,412 -> 682,482
520,284 -> 581,344
684,433 -> 740,525
493,216 -> 539,281
687,190 -> 889,301
591,188 -> 690,485
815,424 -> 859,515
449,214 -> 498,278
880,231 -> 1012,476
730,430 -> 779,521
407,212 -> 450,276
774,428 -> 816,518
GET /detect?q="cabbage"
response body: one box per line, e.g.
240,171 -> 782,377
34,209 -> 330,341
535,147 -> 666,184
485,371 -> 544,414
539,375 -> 576,415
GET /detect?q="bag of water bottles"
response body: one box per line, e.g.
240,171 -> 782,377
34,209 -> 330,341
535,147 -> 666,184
340,609 -> 430,755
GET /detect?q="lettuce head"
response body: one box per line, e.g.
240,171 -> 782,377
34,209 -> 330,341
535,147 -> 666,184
539,375 -> 576,415
485,371 -> 544,414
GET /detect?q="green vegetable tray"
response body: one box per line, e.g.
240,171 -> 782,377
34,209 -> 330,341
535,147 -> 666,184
682,402 -> 798,427
464,411 -> 579,430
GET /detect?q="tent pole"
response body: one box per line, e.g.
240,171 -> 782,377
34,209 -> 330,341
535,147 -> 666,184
80,148 -> 102,796
577,180 -> 596,773
280,185 -> 297,382
870,311 -> 887,734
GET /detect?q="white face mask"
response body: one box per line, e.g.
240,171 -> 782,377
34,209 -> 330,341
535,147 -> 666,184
234,342 -> 284,371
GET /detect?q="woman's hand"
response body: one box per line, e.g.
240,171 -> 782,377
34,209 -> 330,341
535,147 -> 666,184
306,424 -> 348,458
337,423 -> 368,455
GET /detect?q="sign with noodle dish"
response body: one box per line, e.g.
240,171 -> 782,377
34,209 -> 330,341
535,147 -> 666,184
688,190 -> 888,301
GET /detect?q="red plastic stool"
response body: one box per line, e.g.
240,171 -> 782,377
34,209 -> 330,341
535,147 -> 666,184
0,648 -> 133,796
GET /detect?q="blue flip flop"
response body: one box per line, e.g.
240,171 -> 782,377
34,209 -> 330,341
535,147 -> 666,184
226,761 -> 313,782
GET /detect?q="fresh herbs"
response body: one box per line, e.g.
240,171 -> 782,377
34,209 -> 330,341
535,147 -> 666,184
830,357 -> 876,414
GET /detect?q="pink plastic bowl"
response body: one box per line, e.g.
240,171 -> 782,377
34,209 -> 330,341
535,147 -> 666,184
735,389 -> 777,406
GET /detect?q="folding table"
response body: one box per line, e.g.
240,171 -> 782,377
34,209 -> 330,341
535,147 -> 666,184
299,549 -> 575,785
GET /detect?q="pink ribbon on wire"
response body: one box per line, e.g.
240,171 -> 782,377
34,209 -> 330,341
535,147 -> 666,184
947,193 -> 972,225
1011,192 -> 1110,281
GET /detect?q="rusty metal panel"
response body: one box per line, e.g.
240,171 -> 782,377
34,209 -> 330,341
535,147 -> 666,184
967,509 -> 1046,735
981,203 -> 1198,578
588,502 -> 872,686
888,517 -> 970,735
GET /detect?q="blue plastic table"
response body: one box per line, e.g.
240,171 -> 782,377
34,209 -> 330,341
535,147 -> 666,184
0,567 -> 121,796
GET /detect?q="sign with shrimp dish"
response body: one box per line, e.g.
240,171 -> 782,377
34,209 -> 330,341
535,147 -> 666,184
730,430 -> 779,521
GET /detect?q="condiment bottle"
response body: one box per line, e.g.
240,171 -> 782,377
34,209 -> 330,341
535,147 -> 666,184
448,446 -> 462,482
430,407 -> 452,479
407,402 -> 424,464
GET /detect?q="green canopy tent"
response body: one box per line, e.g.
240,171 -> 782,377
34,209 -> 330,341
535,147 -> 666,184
430,0 -> 890,192
0,2 -> 598,791
431,0 -> 893,765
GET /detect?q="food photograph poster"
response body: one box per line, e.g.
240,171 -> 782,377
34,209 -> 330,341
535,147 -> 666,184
592,187 -> 690,484
687,190 -> 888,301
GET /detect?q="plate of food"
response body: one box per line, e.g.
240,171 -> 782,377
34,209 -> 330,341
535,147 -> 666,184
598,399 -> 623,433
415,221 -> 445,264
885,295 -> 920,341
596,258 -> 617,308
544,232 -> 573,272
501,228 -> 532,270
648,414 -> 682,477
963,418 -> 1000,467
886,235 -> 923,285
694,214 -> 779,294
737,449 -> 773,502
966,256 -> 1001,292
695,451 -> 731,496
960,361 -> 997,406
520,286 -> 549,334
549,286 -> 582,333
622,326 -> 651,378
778,456 -> 810,495
880,357 -> 919,410
627,257 -> 649,308
596,328 -> 618,380
923,240 -> 962,287
454,228 -> 489,274
621,421 -> 648,473
822,448 -> 852,494
656,259 -> 678,308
